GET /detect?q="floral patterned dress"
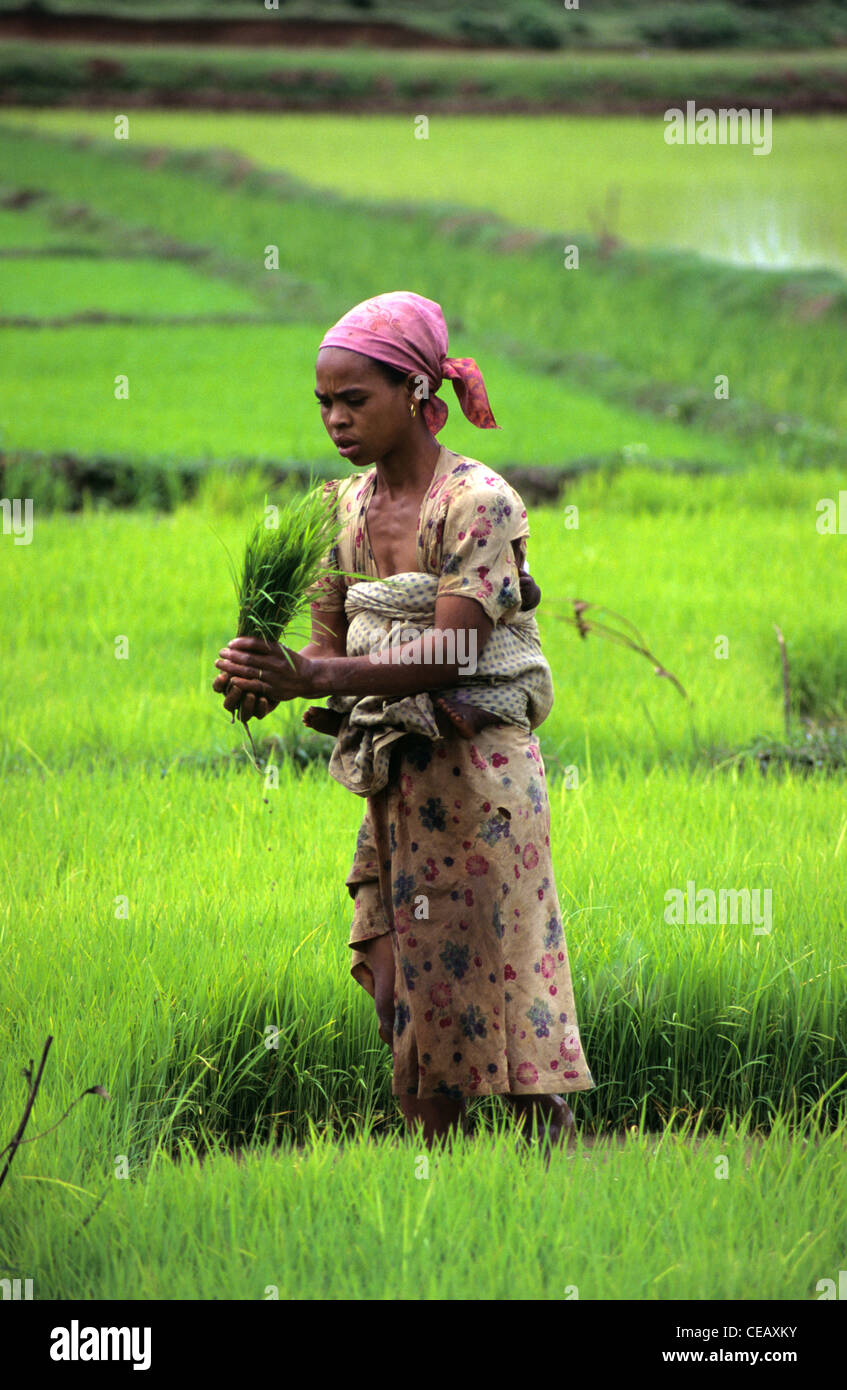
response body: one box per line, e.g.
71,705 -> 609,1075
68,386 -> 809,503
315,445 -> 596,1102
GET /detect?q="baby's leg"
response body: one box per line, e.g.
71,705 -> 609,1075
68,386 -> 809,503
435,695 -> 503,740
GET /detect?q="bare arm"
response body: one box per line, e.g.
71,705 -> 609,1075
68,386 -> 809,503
215,595 -> 494,706
299,601 -> 349,662
310,595 -> 492,697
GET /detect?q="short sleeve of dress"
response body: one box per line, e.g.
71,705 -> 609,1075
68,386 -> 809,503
436,477 -> 529,625
305,478 -> 349,611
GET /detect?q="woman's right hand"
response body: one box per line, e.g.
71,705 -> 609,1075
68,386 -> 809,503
212,671 -> 278,722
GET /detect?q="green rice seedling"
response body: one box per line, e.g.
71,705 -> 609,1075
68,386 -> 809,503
232,483 -> 342,648
216,482 -> 346,759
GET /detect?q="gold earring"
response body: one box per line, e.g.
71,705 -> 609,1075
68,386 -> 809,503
409,401 -> 416,417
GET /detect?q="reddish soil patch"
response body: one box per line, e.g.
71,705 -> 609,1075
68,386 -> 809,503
0,13 -> 463,49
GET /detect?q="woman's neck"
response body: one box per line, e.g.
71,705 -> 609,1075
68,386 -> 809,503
373,435 -> 442,499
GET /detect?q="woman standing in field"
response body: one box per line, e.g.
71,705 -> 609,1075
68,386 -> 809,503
214,291 -> 595,1152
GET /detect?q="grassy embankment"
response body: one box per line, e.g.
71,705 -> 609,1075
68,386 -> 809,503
2,41 -> 847,111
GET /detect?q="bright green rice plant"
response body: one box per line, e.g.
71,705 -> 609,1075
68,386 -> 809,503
217,482 -> 347,762
233,483 -> 343,648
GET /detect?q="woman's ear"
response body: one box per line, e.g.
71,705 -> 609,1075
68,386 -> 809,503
405,370 -> 429,412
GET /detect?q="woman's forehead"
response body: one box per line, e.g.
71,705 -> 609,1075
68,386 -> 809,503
315,346 -> 383,385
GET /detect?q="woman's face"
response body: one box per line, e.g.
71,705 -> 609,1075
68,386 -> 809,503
315,347 -> 416,465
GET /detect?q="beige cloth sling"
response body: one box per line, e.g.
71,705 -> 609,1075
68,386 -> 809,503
326,572 -> 554,796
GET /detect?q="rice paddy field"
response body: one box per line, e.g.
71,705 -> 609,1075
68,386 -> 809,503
1,103 -> 845,1308
8,108 -> 847,273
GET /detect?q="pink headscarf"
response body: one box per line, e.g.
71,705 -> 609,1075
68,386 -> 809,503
317,290 -> 499,436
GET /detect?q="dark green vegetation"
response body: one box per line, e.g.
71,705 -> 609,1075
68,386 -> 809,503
3,0 -> 847,51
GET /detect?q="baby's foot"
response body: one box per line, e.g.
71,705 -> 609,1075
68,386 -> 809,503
519,572 -> 541,611
302,705 -> 344,736
435,696 -> 502,739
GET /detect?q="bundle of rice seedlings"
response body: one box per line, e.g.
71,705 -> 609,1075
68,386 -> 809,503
217,483 -> 344,757
230,482 -> 343,651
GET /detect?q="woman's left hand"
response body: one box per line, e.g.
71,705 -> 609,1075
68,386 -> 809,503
215,636 -> 317,713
